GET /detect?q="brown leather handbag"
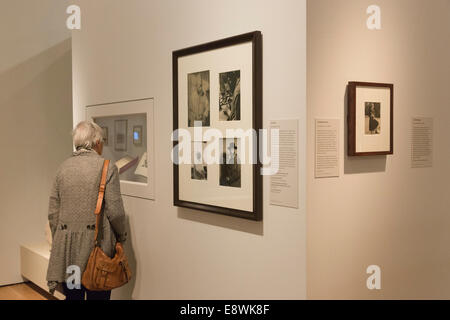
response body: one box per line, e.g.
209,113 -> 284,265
82,160 -> 132,291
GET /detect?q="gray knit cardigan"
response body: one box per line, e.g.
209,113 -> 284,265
46,148 -> 127,293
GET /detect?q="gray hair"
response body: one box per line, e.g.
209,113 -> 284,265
72,121 -> 104,150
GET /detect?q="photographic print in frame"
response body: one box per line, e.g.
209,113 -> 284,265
188,71 -> 210,127
191,141 -> 207,181
114,119 -> 127,152
348,82 -> 393,156
173,31 -> 262,221
219,70 -> 241,121
220,138 -> 241,188
365,102 -> 381,135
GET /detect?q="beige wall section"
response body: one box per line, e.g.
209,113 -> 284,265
72,0 -> 307,299
307,0 -> 450,299
0,0 -> 73,285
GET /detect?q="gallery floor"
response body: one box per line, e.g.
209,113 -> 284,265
0,283 -> 54,300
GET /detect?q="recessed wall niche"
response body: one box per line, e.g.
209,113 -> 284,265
86,98 -> 155,200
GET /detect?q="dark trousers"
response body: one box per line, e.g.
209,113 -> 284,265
62,282 -> 111,300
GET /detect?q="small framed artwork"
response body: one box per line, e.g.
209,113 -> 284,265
114,119 -> 127,151
133,125 -> 143,146
347,81 -> 394,156
101,127 -> 109,146
173,31 -> 262,221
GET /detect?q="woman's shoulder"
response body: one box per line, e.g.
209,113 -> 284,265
55,152 -> 119,183
56,153 -> 103,178
106,161 -> 119,182
64,152 -> 103,166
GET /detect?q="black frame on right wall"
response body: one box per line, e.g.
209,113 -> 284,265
347,81 -> 394,156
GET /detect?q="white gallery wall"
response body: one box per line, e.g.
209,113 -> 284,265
307,0 -> 450,299
72,0 -> 307,299
0,0 -> 73,286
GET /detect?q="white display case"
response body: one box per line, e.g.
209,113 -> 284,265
86,98 -> 155,200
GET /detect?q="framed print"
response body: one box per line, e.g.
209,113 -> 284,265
347,81 -> 394,156
86,98 -> 155,200
114,119 -> 128,151
133,125 -> 143,146
173,31 -> 262,221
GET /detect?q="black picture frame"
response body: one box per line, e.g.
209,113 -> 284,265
347,81 -> 394,156
173,31 -> 263,221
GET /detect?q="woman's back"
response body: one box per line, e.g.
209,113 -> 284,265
57,150 -> 104,224
46,148 -> 127,295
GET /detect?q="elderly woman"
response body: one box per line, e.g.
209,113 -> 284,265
46,121 -> 127,300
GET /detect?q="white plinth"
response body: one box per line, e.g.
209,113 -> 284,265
20,242 -> 65,300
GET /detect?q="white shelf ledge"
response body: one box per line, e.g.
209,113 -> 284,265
20,242 -> 65,300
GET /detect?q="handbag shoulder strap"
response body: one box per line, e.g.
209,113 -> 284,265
94,159 -> 110,246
